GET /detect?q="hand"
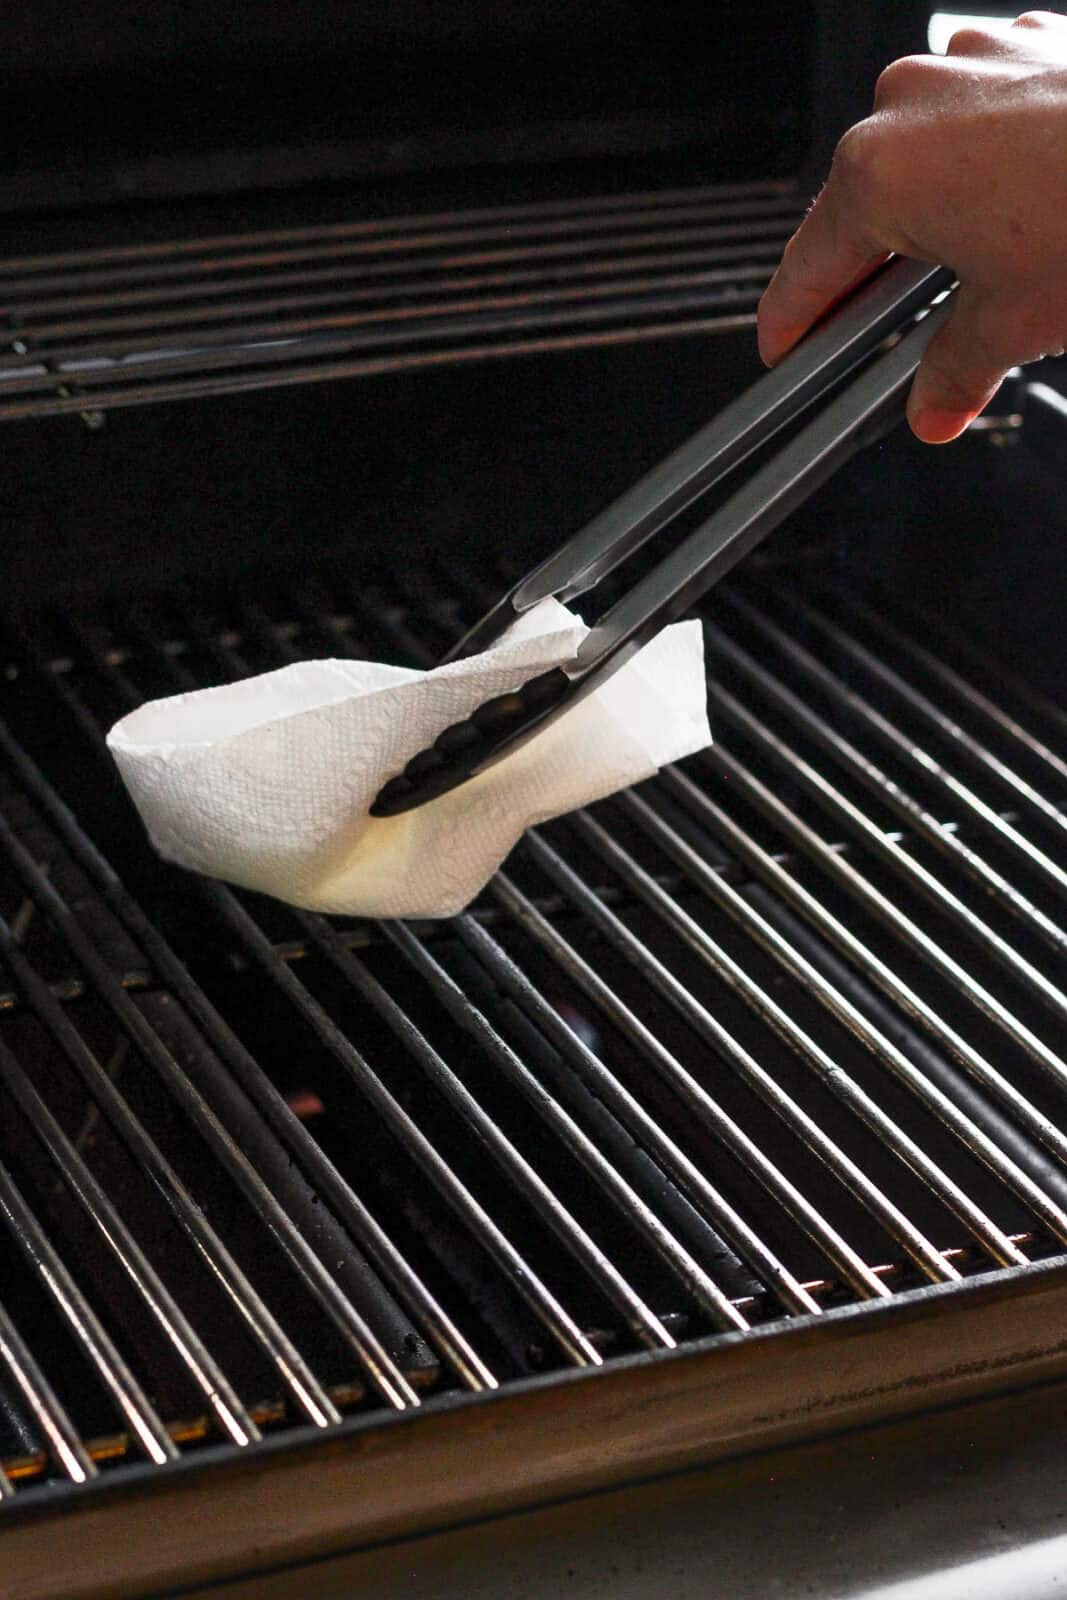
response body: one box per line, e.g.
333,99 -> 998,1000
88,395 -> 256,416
757,11 -> 1067,442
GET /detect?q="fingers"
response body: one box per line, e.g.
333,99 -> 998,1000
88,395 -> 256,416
947,11 -> 1067,57
1013,12 -> 1067,32
757,158 -> 887,367
906,289 -> 1015,443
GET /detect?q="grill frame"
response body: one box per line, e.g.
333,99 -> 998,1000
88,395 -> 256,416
6,1259 -> 1067,1600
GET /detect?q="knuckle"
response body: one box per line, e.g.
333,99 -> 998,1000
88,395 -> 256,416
831,118 -> 896,211
945,25 -> 1001,55
832,121 -> 877,183
872,54 -> 927,104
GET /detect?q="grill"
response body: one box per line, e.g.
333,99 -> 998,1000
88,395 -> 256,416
0,182 -> 802,421
4,0 -> 1067,1580
3,465 -> 1067,1593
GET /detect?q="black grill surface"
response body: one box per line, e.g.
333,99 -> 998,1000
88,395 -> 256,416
0,557 -> 1066,1499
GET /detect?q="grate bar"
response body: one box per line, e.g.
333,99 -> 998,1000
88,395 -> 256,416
489,869 -> 884,1301
0,908 -> 342,1430
0,184 -> 797,419
0,1036 -> 258,1449
17,267 -> 765,365
907,595 -> 1067,749
623,787 -> 1064,1252
0,1159 -> 177,1466
113,603 -> 602,1372
0,313 -> 755,422
713,595 -> 1067,953
814,588 -> 1067,797
383,918 -> 749,1334
0,194 -> 801,301
466,882 -> 821,1317
661,764 -> 1067,1178
0,1293 -> 97,1485
219,599 -> 690,1348
701,693 -> 1067,1092
0,286 -> 765,400
522,828 -> 908,1297
0,180 -> 796,276
0,807 -> 419,1413
737,590 -> 1067,918
209,887 -> 602,1369
55,643 -> 492,1394
20,251 -> 776,347
706,634 -> 1067,1032
570,813 -> 975,1281
303,911 -> 677,1350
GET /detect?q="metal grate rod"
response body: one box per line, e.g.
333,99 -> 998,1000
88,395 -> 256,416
0,1158 -> 177,1466
205,601 -> 669,1358
0,288 -> 762,401
22,252 -> 775,348
569,812 -> 1001,1276
455,897 -> 820,1316
734,590 -> 1067,915
300,909 -> 679,1350
35,636 -> 495,1397
706,671 -> 1067,1076
0,315 -> 756,420
0,192 -> 802,300
488,869 -> 882,1303
661,763 -> 1067,1177
0,808 -> 419,1413
0,1293 -> 97,1485
0,180 -> 796,275
622,786 -> 1065,1251
0,1036 -> 258,1448
19,267 -> 765,367
209,887 -> 603,1369
809,586 -> 1067,801
521,827 -> 917,1293
0,910 -> 341,1430
382,918 -> 749,1334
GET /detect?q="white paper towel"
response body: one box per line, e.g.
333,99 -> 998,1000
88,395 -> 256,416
107,599 -> 711,919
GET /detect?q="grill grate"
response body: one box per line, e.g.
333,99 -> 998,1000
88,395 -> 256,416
0,560 -> 1065,1498
0,182 -> 802,420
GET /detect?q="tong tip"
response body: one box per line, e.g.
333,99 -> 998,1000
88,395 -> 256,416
369,667 -> 570,817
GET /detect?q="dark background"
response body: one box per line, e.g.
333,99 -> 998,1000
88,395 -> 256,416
5,0 -> 1063,698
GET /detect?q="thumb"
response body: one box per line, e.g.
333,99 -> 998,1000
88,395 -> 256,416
906,289 -> 1012,444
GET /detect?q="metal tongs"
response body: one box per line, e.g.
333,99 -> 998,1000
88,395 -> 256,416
371,256 -> 956,817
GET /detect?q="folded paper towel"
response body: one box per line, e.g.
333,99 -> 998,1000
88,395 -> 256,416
107,599 -> 711,919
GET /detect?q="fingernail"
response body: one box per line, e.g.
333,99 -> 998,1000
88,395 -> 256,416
908,407 -> 975,444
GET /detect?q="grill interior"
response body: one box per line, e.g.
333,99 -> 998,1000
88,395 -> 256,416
1,542 -> 1066,1499
0,183 -> 802,421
